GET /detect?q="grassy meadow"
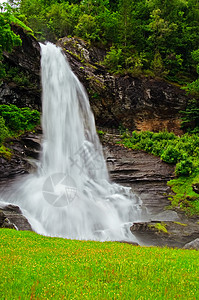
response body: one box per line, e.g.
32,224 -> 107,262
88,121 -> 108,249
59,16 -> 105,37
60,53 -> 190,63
0,229 -> 198,300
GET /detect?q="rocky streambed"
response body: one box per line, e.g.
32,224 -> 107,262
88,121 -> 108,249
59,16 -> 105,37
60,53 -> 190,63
0,132 -> 198,249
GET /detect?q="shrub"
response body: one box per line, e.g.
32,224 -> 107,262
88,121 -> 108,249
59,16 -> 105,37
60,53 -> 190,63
175,159 -> 195,176
0,116 -> 9,144
0,145 -> 12,160
0,104 -> 40,133
161,145 -> 181,164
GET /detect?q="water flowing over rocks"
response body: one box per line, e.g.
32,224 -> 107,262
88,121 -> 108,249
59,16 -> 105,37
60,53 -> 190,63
0,28 -> 197,246
1,131 -> 198,248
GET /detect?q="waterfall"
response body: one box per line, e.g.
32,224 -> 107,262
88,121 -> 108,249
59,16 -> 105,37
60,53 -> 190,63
0,43 -> 143,241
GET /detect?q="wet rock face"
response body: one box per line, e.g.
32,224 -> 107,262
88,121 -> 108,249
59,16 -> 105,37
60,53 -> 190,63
58,37 -> 188,134
0,204 -> 32,231
0,132 -> 41,179
0,24 -> 41,110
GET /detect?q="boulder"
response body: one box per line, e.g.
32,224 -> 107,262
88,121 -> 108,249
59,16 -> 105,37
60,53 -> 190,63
130,220 -> 199,248
0,204 -> 32,231
183,238 -> 199,250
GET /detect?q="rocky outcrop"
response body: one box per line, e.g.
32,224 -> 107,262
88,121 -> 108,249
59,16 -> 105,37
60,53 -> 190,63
104,138 -> 175,214
130,221 -> 199,248
58,37 -> 188,134
0,24 -> 41,110
0,131 -> 41,179
183,238 -> 199,250
0,204 -> 32,230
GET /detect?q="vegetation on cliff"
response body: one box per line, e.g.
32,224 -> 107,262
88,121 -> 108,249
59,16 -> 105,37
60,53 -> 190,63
1,1 -> 198,130
6,0 -> 199,84
0,3 -> 34,79
119,130 -> 199,216
0,104 -> 40,158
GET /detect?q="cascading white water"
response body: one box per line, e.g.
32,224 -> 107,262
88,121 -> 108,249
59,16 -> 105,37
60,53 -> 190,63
0,43 -> 143,241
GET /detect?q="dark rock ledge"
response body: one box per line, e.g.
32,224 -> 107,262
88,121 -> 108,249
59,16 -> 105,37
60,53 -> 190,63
130,220 -> 199,249
0,131 -> 41,180
0,204 -> 32,231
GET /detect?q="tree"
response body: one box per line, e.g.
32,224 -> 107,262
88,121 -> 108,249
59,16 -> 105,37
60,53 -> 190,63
0,5 -> 22,78
181,49 -> 199,132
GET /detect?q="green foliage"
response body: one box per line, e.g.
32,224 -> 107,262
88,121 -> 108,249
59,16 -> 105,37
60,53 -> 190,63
0,105 -> 40,160
120,130 -> 199,176
5,0 -> 199,83
168,174 -> 199,216
0,229 -> 199,299
181,99 -> 199,132
97,129 -> 105,137
160,145 -> 181,164
0,116 -> 9,144
4,64 -> 35,87
0,145 -> 12,160
103,46 -> 123,73
181,49 -> 199,132
74,14 -> 100,41
0,9 -> 21,78
0,3 -> 34,78
149,222 -> 168,234
151,51 -> 168,77
0,104 -> 40,134
175,158 -> 194,176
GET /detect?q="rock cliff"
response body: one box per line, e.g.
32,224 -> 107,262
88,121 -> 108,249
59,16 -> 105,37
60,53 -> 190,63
58,37 -> 188,134
0,24 -> 41,110
0,27 -> 188,134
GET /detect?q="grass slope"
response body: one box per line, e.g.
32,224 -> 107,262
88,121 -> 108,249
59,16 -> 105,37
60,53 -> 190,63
0,229 -> 198,299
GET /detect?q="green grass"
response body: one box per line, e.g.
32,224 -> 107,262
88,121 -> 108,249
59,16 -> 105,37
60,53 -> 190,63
0,229 -> 198,300
168,174 -> 199,215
